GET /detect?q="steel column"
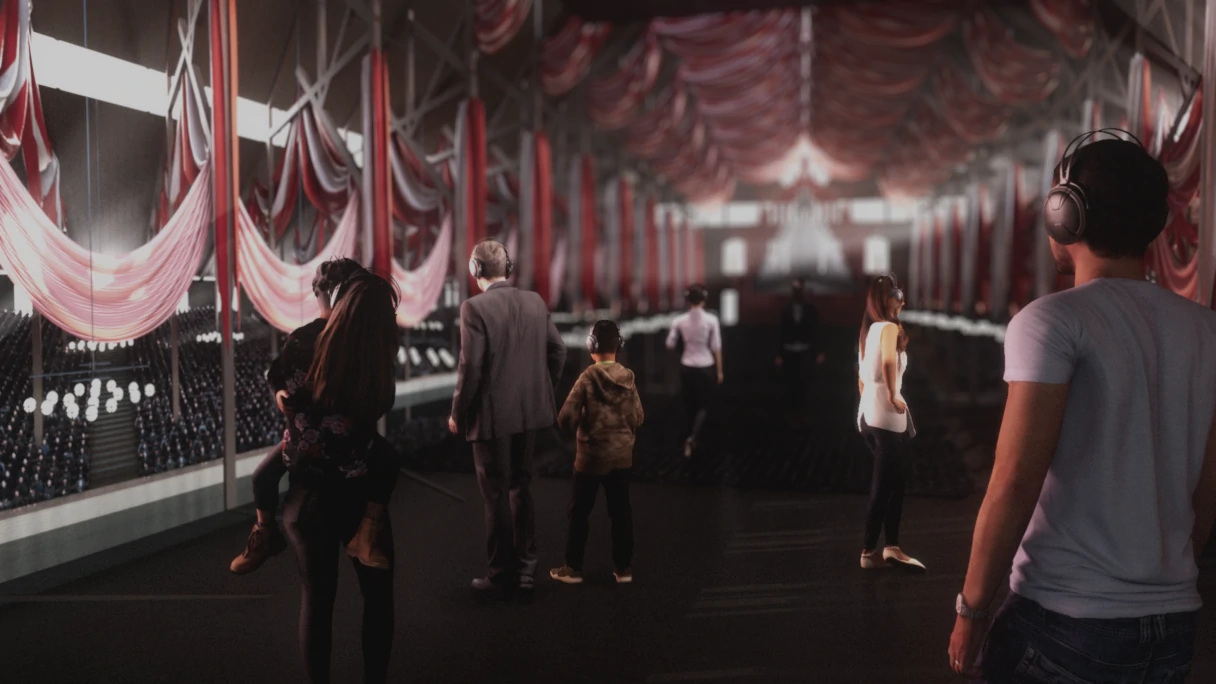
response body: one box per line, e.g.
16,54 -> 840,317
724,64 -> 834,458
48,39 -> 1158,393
1199,0 -> 1216,306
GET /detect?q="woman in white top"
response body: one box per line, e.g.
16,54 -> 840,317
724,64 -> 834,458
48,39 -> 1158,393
666,284 -> 723,457
857,274 -> 924,572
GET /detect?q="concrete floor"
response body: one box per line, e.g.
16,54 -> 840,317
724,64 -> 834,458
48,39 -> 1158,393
0,472 -> 1212,683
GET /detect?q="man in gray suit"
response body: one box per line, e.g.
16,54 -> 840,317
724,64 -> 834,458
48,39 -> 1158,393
449,239 -> 567,598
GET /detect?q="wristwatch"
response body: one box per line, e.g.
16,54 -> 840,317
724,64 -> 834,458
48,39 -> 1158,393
956,593 -> 989,620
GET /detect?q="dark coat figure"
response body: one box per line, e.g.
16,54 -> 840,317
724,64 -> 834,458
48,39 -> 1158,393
778,280 -> 819,407
451,280 -> 567,591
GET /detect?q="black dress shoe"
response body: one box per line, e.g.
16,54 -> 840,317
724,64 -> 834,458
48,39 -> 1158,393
470,577 -> 515,600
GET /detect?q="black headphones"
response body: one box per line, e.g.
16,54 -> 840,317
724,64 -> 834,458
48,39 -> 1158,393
882,272 -> 904,303
685,284 -> 708,305
586,320 -> 623,354
468,239 -> 513,279
1042,128 -> 1146,246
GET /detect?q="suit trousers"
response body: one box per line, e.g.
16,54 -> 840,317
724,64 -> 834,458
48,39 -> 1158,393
471,431 -> 538,584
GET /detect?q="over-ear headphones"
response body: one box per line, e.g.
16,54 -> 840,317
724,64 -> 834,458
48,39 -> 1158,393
882,272 -> 904,303
1042,128 -> 1146,246
586,320 -> 622,354
468,239 -> 514,280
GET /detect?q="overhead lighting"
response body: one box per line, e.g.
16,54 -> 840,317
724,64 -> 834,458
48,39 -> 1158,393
30,32 -> 364,155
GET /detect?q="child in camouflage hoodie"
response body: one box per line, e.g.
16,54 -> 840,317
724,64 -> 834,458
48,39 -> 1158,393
550,320 -> 644,585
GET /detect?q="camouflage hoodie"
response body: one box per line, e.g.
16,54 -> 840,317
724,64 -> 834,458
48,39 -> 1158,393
558,361 -> 644,475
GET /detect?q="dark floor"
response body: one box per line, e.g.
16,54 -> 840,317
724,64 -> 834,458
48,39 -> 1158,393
0,473 -> 1213,684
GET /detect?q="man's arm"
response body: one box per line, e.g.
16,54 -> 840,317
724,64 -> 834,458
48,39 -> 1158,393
960,381 -> 1069,612
545,313 -> 567,391
450,302 -> 487,430
1193,402 -> 1216,559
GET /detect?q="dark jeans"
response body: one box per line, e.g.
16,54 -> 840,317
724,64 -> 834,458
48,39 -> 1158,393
283,475 -> 394,684
254,435 -> 399,513
565,468 -> 633,571
680,365 -> 716,444
471,431 -> 537,585
860,416 -> 907,550
978,593 -> 1196,683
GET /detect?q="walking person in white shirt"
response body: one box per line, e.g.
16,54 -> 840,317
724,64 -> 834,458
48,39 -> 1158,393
857,273 -> 924,572
948,132 -> 1216,682
666,284 -> 723,458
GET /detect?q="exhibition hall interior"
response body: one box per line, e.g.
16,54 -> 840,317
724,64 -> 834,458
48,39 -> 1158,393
0,0 -> 1213,682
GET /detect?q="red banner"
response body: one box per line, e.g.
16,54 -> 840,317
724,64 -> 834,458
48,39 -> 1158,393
533,132 -> 554,307
645,193 -> 659,311
579,154 -> 597,308
619,177 -> 634,311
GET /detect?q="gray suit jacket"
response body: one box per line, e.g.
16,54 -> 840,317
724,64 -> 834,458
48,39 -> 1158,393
451,281 -> 567,441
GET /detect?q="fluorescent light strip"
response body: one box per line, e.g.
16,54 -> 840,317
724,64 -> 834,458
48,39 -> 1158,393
30,32 -> 364,160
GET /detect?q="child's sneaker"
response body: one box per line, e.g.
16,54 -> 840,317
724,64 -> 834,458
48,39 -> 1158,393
614,567 -> 633,584
549,566 -> 584,584
230,523 -> 287,574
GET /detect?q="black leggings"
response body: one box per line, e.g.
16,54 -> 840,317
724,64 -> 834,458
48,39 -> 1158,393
283,476 -> 394,684
680,365 -> 716,444
253,435 -> 399,513
860,416 -> 909,551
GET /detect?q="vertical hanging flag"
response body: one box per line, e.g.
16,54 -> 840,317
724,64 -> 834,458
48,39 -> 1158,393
619,176 -> 634,312
645,193 -> 659,312
579,154 -> 597,308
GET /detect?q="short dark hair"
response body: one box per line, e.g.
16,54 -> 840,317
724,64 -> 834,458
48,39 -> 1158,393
472,240 -> 509,279
1056,138 -> 1169,258
590,320 -> 621,353
685,284 -> 708,306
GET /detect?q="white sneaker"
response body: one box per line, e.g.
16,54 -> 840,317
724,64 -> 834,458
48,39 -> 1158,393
883,546 -> 926,571
860,550 -> 886,570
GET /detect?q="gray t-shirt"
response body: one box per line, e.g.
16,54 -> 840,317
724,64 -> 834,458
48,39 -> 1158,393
1003,278 -> 1216,619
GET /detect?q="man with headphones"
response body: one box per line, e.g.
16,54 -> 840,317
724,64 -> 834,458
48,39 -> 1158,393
449,239 -> 567,599
948,132 -> 1216,681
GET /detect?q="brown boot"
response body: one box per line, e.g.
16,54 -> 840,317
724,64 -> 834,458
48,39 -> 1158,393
230,523 -> 287,575
345,503 -> 390,569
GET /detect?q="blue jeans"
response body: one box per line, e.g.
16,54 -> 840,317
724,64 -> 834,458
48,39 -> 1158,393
979,593 -> 1195,683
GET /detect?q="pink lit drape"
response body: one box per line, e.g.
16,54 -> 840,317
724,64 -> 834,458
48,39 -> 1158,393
476,0 -> 533,54
541,18 -> 612,96
0,157 -> 212,340
578,154 -> 597,308
1145,87 -> 1202,300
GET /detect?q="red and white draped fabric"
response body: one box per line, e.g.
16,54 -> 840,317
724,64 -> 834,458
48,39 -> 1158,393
644,193 -> 659,312
1034,131 -> 1065,300
531,132 -> 555,306
246,105 -> 353,242
1029,0 -> 1094,59
657,207 -> 671,311
963,6 -> 1060,106
0,0 -> 212,341
363,49 -> 393,275
931,209 -> 943,310
541,17 -> 612,96
578,154 -> 597,309
456,98 -> 488,293
0,0 -> 63,227
668,209 -> 682,305
976,184 -> 995,317
1010,165 -> 1039,314
589,32 -> 662,130
989,165 -> 1017,321
1146,87 -> 1202,301
475,0 -> 533,54
693,223 -> 705,285
959,185 -> 981,316
601,176 -> 621,308
908,216 -> 922,308
394,215 -> 453,327
653,12 -> 802,187
683,216 -> 695,292
158,67 -> 209,231
937,199 -> 957,314
238,194 -> 359,332
623,85 -> 734,204
618,176 -> 635,311
0,155 -> 212,340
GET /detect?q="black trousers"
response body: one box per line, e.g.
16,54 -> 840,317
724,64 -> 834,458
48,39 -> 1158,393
471,431 -> 537,584
860,416 -> 908,551
253,435 -> 399,513
565,468 -> 634,571
283,475 -> 394,684
680,366 -> 716,444
780,349 -> 810,406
